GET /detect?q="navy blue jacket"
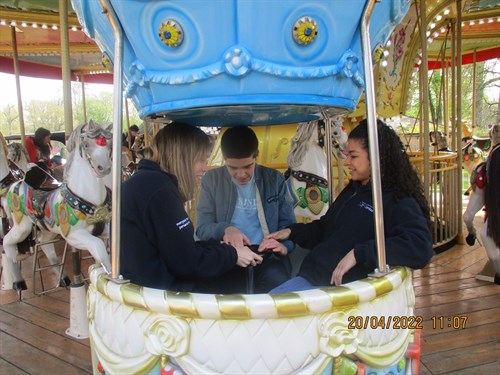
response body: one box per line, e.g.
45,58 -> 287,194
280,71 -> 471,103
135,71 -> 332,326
120,159 -> 237,291
290,180 -> 434,286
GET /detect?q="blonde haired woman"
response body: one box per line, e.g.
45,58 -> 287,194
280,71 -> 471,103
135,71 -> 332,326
120,122 -> 262,291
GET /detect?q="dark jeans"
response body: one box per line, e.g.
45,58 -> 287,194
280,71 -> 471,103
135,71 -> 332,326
194,255 -> 291,294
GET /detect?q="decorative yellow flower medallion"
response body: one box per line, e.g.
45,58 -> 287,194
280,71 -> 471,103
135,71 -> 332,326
293,16 -> 318,45
159,20 -> 183,47
101,52 -> 113,71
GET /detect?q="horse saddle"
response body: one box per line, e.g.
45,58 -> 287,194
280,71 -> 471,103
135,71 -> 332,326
8,160 -> 25,180
24,164 -> 61,192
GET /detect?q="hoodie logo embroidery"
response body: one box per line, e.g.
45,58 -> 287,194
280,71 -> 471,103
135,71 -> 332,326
176,217 -> 191,230
358,201 -> 374,212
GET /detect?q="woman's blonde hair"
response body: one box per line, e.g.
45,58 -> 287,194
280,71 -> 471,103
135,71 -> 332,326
151,122 -> 211,201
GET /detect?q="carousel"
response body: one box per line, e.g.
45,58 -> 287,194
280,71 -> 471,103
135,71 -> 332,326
1,0 -> 500,375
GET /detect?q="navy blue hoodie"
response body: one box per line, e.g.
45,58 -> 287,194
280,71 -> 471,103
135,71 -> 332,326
120,159 -> 237,291
290,180 -> 434,286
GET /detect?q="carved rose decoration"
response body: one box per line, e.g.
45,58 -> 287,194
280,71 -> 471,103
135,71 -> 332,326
144,315 -> 190,357
318,311 -> 361,357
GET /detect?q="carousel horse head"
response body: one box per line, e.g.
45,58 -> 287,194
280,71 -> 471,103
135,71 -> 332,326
1,141 -> 25,201
429,130 -> 450,152
7,142 -> 29,172
130,133 -> 145,154
65,119 -> 113,180
286,116 -> 347,223
2,120 -> 113,291
490,124 -> 500,146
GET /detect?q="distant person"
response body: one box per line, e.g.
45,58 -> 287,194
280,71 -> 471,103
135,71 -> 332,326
267,119 -> 434,292
121,124 -> 140,150
25,127 -> 52,168
120,122 -> 262,291
121,124 -> 140,163
196,126 -> 296,293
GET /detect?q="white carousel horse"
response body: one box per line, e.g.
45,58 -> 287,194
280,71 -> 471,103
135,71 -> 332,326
463,140 -> 500,284
7,142 -> 29,173
2,120 -> 112,291
429,129 -> 487,195
462,124 -> 499,195
286,116 -> 347,223
1,139 -> 30,289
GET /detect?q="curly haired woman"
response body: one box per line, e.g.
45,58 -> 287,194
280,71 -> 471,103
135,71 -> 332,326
265,119 -> 434,292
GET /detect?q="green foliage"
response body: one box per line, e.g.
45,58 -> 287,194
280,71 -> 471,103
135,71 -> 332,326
405,59 -> 499,137
25,99 -> 65,133
0,83 -> 143,136
0,104 -> 19,135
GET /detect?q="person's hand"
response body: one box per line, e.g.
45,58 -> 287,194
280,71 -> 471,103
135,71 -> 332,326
331,249 -> 357,286
257,238 -> 288,255
265,228 -> 291,241
235,246 -> 263,267
223,226 -> 250,248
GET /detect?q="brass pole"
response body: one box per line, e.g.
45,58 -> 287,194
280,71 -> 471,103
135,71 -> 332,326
450,20 -> 456,151
10,26 -> 26,146
81,74 -> 87,124
419,0 -> 430,202
471,48 -> 477,133
456,0 -> 464,242
59,0 -> 73,135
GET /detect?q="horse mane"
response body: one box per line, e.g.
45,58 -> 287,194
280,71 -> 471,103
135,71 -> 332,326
65,120 -> 112,182
287,121 -> 318,169
7,143 -> 29,164
485,144 -> 500,248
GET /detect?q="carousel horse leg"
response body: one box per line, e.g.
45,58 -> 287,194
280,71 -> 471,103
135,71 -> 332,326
463,188 -> 484,246
480,221 -> 500,285
2,216 -> 33,291
65,229 -> 111,274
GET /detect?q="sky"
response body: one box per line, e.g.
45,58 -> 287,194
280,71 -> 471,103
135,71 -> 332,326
0,72 -> 112,107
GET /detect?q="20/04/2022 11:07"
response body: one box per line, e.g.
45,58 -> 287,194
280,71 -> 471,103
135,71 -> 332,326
431,315 -> 468,329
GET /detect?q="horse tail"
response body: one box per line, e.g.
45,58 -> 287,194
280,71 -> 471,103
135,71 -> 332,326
485,144 -> 500,248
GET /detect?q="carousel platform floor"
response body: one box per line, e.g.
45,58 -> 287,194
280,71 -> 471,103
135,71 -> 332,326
0,200 -> 499,374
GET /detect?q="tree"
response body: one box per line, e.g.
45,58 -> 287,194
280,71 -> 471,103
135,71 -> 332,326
0,104 -> 20,135
25,100 -> 65,133
405,58 -> 499,137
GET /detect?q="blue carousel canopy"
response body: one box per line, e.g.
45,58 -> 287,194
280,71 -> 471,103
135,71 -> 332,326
71,0 -> 410,125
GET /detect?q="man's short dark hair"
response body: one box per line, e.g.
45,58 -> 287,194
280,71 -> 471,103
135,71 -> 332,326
129,125 -> 139,132
221,126 -> 259,159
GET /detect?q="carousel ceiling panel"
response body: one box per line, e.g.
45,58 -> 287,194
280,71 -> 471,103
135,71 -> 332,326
463,0 -> 500,13
0,0 -> 64,13
0,0 -> 110,82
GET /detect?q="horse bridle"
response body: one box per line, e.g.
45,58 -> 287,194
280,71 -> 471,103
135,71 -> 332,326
78,132 -> 112,176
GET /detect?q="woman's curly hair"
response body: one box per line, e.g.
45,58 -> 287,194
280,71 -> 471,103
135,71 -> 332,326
349,119 -> 431,227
